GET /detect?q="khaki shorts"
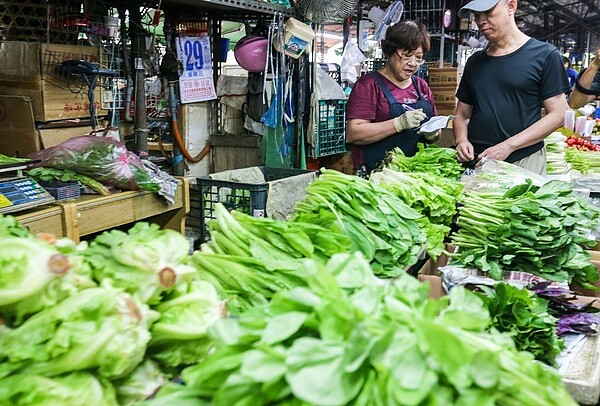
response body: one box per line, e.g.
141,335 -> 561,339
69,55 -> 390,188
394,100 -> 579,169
512,147 -> 547,175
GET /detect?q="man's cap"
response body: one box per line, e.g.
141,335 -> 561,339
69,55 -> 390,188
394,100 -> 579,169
458,0 -> 501,18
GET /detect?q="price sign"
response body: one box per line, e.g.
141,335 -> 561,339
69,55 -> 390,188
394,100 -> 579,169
176,36 -> 217,103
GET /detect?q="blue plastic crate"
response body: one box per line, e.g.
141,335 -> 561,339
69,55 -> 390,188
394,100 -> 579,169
310,99 -> 347,158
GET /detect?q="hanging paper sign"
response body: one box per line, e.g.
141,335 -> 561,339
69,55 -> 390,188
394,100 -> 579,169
176,36 -> 217,103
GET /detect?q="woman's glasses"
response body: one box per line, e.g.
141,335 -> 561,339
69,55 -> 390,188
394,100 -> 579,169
395,51 -> 425,65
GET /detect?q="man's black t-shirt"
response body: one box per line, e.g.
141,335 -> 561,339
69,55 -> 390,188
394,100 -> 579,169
456,38 -> 571,162
576,68 -> 600,96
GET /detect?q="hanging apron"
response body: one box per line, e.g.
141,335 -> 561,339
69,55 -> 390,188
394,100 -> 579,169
360,72 -> 435,173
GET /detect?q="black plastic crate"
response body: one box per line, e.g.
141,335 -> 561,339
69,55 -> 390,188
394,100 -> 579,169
194,167 -> 315,245
310,99 -> 347,158
38,181 -> 80,201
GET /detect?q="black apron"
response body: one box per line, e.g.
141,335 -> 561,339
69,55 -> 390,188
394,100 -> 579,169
360,72 -> 435,173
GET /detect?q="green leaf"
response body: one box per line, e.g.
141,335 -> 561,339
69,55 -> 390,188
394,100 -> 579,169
260,312 -> 308,345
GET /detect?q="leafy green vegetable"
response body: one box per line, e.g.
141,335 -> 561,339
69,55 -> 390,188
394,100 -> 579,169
189,252 -> 311,314
135,383 -> 209,406
27,167 -> 110,196
380,144 -> 465,179
182,253 -> 577,406
148,280 -> 225,368
82,222 -> 196,304
202,203 -> 354,265
476,283 -> 563,366
450,180 -> 599,288
113,360 -> 167,405
371,168 -> 463,258
0,372 -> 118,406
290,169 -> 426,277
0,287 -> 158,379
0,237 -> 94,326
0,215 -> 31,238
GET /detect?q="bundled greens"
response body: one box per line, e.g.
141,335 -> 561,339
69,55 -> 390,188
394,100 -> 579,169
27,167 -> 111,196
181,253 -> 576,406
450,181 -> 599,288
380,144 -> 465,179
0,372 -> 119,406
370,168 -> 463,258
82,223 -> 196,304
476,283 -> 563,366
27,136 -> 159,192
0,287 -> 158,379
189,252 -> 310,313
202,202 -> 353,265
290,169 -> 426,277
148,280 -> 225,368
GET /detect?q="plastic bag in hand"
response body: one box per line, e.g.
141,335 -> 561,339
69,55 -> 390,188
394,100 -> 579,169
27,136 -> 159,192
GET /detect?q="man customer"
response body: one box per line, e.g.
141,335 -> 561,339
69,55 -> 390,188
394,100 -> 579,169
453,0 -> 571,175
569,44 -> 600,109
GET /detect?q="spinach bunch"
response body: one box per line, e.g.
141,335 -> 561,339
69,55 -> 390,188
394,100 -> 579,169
290,169 -> 426,278
451,180 -> 599,289
181,254 -> 577,406
476,283 -> 563,366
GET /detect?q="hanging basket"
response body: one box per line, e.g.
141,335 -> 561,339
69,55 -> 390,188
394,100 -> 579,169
292,0 -> 359,24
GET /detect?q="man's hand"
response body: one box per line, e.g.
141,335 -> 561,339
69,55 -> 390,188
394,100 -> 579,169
456,141 -> 475,162
478,143 -> 513,163
393,109 -> 427,132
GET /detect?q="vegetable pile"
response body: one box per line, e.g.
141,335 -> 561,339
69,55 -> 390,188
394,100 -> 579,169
27,136 -> 159,192
370,168 -> 463,258
290,169 -> 427,277
476,282 -> 563,366
450,180 -> 599,288
380,144 -> 465,179
181,253 -> 577,406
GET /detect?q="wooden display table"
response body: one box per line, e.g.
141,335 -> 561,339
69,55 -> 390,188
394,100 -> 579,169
15,177 -> 190,242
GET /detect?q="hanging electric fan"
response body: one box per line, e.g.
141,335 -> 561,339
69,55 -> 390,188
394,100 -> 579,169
292,0 -> 359,24
373,1 -> 404,41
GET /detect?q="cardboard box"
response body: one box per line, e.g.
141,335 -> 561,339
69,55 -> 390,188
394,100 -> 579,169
428,68 -> 461,86
431,86 -> 458,104
0,95 -> 41,157
436,102 -> 457,116
0,42 -> 107,122
39,126 -> 94,149
416,244 -> 455,298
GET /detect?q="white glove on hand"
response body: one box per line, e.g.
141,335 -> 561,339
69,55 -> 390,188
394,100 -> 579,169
393,109 -> 427,132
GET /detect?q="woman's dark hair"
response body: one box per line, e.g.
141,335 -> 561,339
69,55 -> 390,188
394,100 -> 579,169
562,56 -> 571,67
381,20 -> 430,58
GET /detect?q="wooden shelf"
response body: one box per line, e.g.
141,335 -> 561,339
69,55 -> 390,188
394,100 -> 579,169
15,177 -> 190,242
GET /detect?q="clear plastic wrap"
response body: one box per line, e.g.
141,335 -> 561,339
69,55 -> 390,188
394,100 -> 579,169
27,136 -> 159,192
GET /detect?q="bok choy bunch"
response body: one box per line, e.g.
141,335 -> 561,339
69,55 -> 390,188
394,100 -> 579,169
290,169 -> 426,277
181,253 -> 576,406
451,180 -> 599,288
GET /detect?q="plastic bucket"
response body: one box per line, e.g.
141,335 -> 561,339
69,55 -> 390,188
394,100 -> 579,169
273,17 -> 315,59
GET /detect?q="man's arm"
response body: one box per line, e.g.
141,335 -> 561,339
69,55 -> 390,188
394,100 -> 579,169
453,101 -> 474,162
569,46 -> 600,109
478,93 -> 566,162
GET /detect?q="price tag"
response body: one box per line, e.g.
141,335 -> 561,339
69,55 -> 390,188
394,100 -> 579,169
176,36 -> 217,103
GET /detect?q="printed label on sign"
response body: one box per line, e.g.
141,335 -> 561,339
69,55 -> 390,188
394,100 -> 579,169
176,36 -> 217,103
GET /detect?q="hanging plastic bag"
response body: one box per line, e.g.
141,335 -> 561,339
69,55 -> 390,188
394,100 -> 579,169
316,67 -> 346,100
340,40 -> 366,84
